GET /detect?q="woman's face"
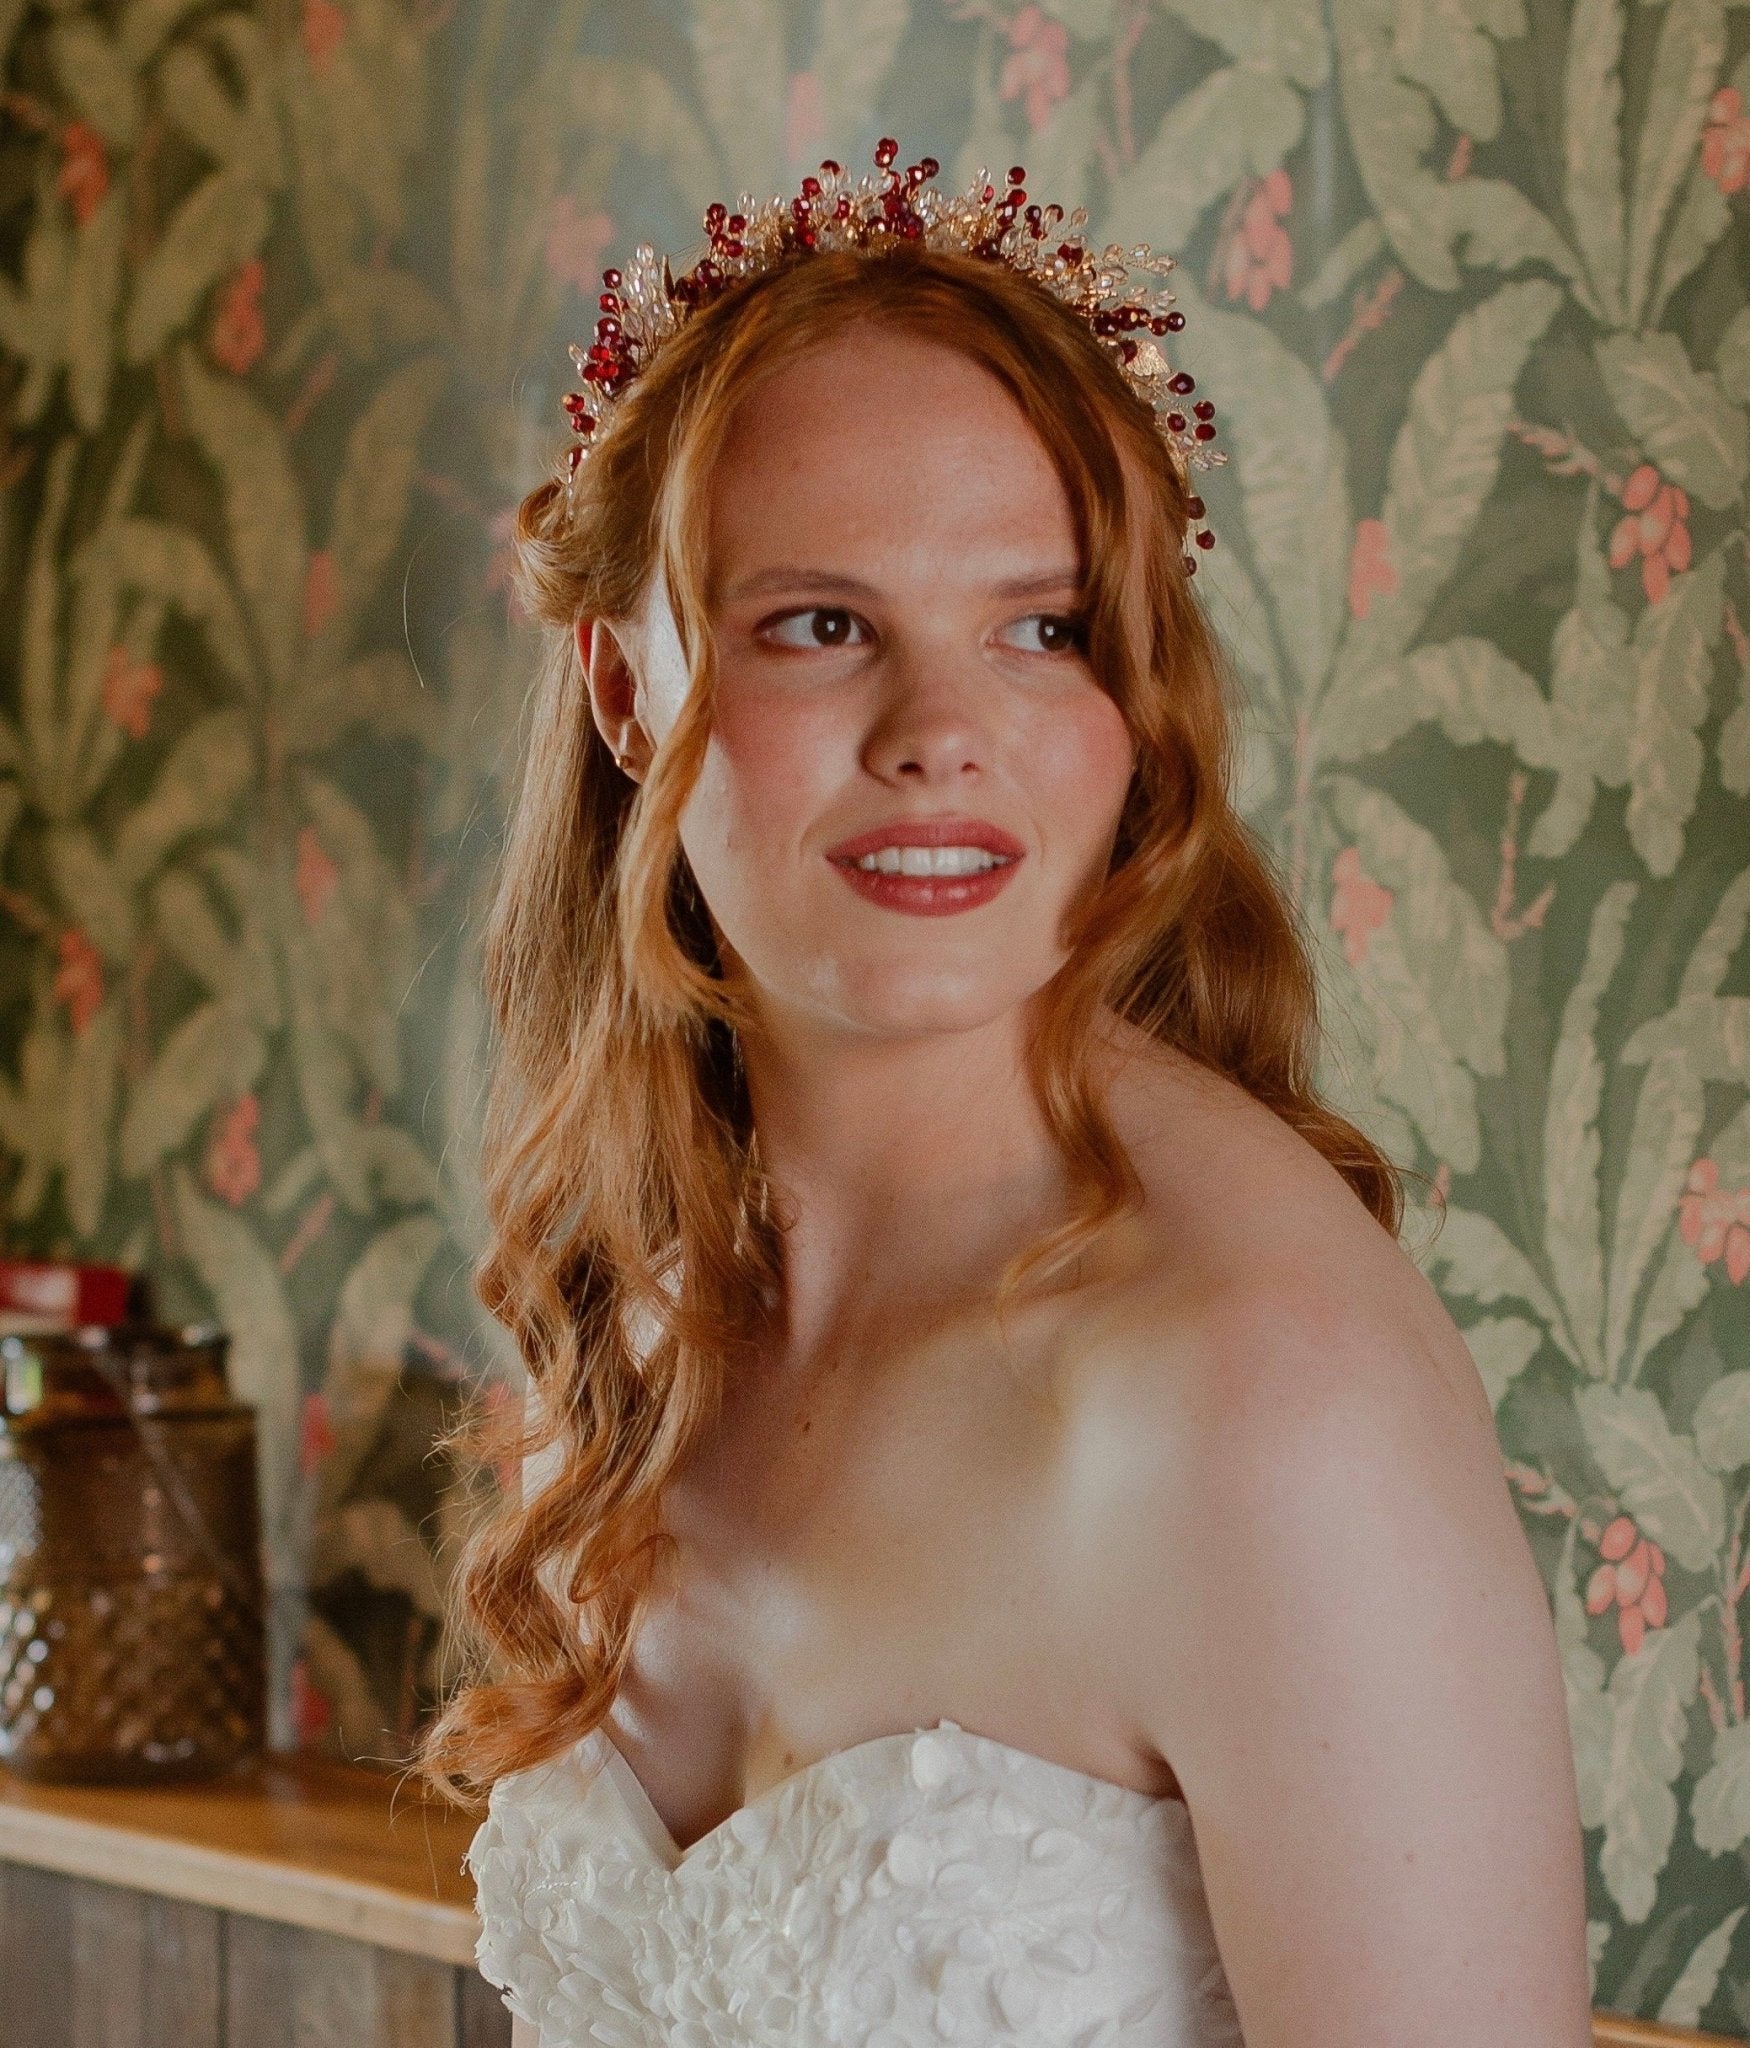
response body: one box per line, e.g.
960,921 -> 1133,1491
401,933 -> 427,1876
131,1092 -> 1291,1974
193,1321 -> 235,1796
603,325 -> 1136,1041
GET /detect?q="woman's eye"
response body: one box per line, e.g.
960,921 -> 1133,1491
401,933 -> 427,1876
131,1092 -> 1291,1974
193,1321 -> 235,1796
761,607 -> 869,649
1001,612 -> 1086,655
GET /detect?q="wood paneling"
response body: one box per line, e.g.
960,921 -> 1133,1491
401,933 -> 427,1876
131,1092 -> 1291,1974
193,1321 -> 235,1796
1,1862 -> 73,2048
0,1863 -> 507,2048
60,1885 -> 223,2048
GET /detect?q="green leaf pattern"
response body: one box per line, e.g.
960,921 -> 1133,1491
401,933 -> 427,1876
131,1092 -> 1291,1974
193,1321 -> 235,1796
2,0 -> 1748,2014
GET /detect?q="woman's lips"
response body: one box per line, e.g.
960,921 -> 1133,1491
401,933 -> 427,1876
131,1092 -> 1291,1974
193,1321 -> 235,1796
824,817 -> 1025,918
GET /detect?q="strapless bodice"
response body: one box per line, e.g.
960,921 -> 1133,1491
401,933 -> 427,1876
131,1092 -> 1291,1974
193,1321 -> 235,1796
467,1718 -> 1245,2046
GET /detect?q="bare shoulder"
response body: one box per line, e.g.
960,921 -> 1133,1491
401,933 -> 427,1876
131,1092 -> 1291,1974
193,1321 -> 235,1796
1057,1021 -> 1541,1755
1053,1032 -> 1593,2045
1072,1023 -> 1495,1454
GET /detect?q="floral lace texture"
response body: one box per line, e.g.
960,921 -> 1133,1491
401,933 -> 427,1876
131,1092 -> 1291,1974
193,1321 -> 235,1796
467,1718 -> 1246,2047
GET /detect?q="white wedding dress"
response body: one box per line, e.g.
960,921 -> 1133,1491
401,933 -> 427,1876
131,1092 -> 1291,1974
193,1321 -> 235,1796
468,1716 -> 1247,2046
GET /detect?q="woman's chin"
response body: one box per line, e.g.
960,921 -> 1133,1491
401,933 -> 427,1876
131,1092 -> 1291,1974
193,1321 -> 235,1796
792,958 -> 1051,1042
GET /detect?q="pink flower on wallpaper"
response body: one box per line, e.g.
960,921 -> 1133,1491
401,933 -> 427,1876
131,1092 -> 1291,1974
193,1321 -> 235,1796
290,1656 -> 335,1745
101,644 -> 164,740
210,258 -> 267,375
786,70 -> 827,168
1346,517 -> 1397,620
57,121 -> 109,227
295,825 -> 340,925
1329,846 -> 1393,967
1608,463 -> 1692,607
1586,1514 -> 1668,1656
1222,170 -> 1294,313
53,930 -> 103,1036
1000,5 -> 1071,133
543,197 -> 615,296
1678,1157 -> 1750,1285
206,1094 -> 263,1208
299,1390 -> 337,1477
1701,86 -> 1750,196
303,548 -> 339,637
302,0 -> 347,74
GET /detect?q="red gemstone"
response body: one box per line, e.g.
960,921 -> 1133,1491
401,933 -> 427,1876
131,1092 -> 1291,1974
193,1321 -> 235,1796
1120,340 -> 1139,361
705,202 -> 726,231
1169,372 -> 1195,394
1165,310 -> 1186,331
983,185 -> 996,202
1183,554 -> 1197,576
1194,401 -> 1214,419
875,137 -> 899,166
1058,242 -> 1079,263
601,267 -> 622,289
1195,529 -> 1216,547
599,293 -> 621,314
1007,165 -> 1025,184
1187,496 -> 1205,518
1149,317 -> 1168,334
801,176 -> 822,198
836,195 -> 852,218
1166,413 -> 1186,431
920,156 -> 939,178
727,214 -> 746,234
820,158 -> 841,176
1193,423 -> 1216,440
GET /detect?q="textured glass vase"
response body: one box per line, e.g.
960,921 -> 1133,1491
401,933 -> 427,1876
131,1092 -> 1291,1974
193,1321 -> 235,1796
0,1326 -> 266,1784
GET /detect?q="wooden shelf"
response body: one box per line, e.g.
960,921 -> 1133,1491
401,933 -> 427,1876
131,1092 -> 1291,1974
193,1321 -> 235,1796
0,1754 -> 482,1966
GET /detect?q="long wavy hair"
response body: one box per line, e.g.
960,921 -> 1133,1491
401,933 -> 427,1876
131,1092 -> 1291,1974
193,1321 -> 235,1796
419,244 -> 1405,1804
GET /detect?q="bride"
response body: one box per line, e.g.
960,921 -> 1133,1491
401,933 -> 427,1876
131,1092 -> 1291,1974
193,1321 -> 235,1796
426,146 -> 1594,2047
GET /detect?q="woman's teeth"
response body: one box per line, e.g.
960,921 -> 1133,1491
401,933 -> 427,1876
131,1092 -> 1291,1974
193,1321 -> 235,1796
851,846 -> 1011,876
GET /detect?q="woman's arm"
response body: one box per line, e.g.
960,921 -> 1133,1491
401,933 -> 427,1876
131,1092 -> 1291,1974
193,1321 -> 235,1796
510,2016 -> 539,2048
1106,1274 -> 1595,2048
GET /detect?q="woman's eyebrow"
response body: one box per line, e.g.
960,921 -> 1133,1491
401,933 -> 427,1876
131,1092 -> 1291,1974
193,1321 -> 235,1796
719,565 -> 1084,602
720,567 -> 880,602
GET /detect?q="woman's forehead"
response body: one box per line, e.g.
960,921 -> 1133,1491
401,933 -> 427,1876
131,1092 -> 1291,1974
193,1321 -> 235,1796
705,328 -> 1078,577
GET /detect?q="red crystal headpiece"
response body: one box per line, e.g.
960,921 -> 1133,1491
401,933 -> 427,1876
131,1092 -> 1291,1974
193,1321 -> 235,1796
562,139 -> 1226,574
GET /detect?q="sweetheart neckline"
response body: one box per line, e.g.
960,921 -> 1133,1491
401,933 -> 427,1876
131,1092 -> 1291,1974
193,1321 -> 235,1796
587,1716 -> 1189,1864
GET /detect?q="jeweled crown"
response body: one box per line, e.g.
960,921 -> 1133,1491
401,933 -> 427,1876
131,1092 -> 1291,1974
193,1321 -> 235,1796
562,139 -> 1225,573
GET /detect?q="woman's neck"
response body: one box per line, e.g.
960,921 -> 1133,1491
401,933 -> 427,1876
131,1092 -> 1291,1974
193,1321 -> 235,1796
738,1002 -> 1076,1366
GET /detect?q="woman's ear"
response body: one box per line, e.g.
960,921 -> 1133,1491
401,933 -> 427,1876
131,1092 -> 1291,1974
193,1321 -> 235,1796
576,616 -> 650,781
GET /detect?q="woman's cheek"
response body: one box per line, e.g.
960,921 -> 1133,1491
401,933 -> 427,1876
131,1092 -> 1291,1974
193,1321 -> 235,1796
683,686 -> 842,887
1028,686 -> 1135,863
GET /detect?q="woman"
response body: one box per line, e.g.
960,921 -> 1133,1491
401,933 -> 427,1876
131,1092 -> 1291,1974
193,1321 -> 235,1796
430,149 -> 1594,2047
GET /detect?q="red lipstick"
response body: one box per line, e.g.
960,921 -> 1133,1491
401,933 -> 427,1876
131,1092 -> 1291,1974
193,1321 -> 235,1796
824,816 -> 1025,918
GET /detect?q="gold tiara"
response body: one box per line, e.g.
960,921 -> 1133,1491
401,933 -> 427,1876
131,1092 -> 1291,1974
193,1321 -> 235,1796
561,139 -> 1226,573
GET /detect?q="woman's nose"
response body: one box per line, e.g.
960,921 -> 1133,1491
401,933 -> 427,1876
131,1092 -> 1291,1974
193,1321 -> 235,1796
858,657 -> 991,785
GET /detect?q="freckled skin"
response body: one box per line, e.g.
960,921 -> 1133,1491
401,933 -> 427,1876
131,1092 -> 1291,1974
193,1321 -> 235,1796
549,327 -> 1595,2048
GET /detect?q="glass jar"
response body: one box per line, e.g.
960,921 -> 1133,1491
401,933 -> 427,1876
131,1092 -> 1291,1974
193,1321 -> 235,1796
0,1324 -> 266,1783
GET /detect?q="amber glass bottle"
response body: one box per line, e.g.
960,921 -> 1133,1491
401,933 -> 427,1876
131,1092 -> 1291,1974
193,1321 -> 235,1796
0,1324 -> 266,1783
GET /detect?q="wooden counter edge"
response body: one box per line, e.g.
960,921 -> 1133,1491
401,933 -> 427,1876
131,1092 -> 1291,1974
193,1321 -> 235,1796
0,1782 -> 481,1968
1594,2016 -> 1742,2046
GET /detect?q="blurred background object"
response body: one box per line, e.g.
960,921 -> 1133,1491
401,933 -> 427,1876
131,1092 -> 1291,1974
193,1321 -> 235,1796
0,1320 -> 265,1782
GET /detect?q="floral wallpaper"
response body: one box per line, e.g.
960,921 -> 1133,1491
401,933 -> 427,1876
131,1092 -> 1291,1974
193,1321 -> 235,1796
2,0 -> 1748,2029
